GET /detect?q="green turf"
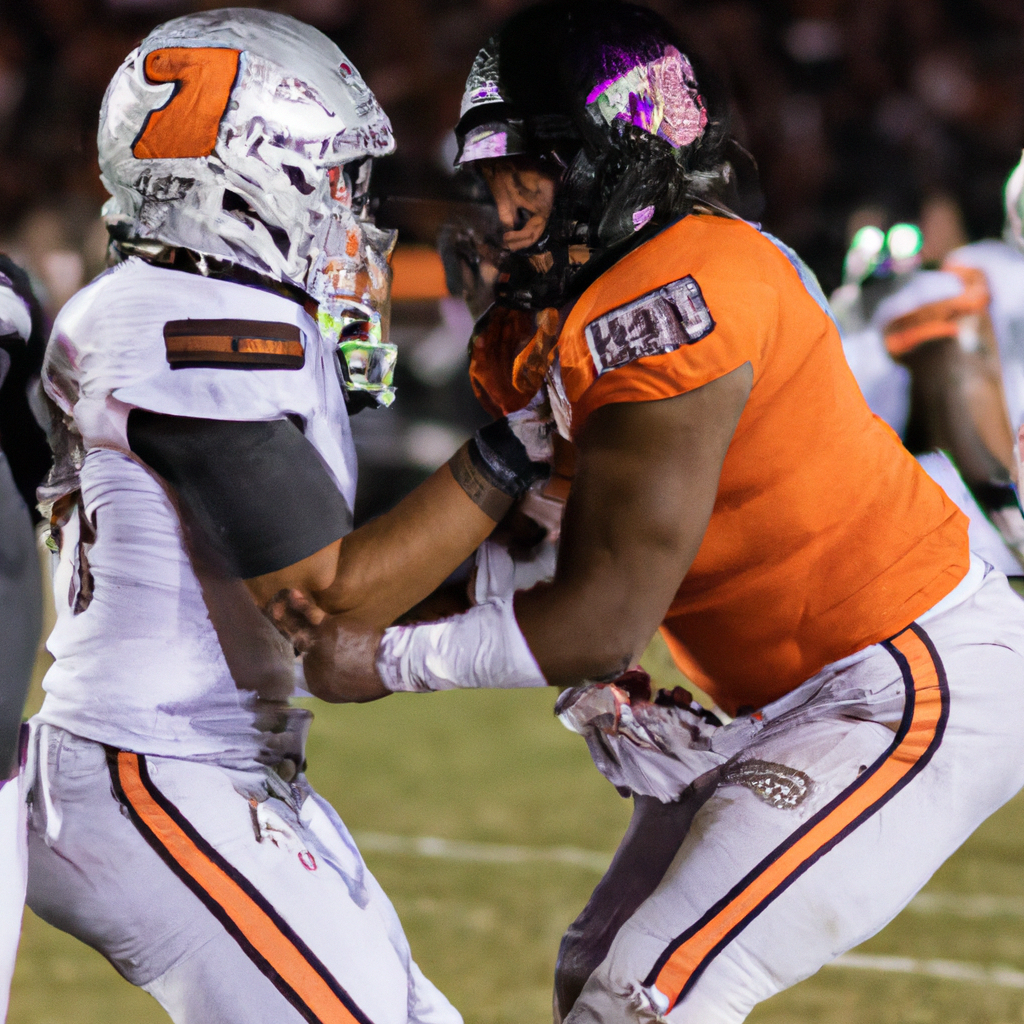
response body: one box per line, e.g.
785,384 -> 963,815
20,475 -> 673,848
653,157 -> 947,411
11,645 -> 1024,1023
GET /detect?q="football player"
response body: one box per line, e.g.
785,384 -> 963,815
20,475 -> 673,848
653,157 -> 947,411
833,162 -> 1024,574
274,4 -> 1024,1023
0,256 -> 46,1022
23,11 -> 542,1024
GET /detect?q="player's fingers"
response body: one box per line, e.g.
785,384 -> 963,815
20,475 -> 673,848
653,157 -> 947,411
303,618 -> 389,703
264,591 -> 320,651
286,588 -> 326,626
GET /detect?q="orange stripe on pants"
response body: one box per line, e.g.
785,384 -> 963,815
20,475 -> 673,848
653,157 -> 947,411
113,751 -> 368,1024
645,625 -> 946,1009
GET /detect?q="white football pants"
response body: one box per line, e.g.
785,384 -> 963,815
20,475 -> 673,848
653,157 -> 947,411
566,566 -> 1024,1024
24,725 -> 462,1024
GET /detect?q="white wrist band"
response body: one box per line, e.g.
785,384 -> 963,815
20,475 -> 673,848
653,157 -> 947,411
376,596 -> 547,692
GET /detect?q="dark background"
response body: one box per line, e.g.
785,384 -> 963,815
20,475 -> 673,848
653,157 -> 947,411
2,0 -> 1023,302
1,0 -> 1022,516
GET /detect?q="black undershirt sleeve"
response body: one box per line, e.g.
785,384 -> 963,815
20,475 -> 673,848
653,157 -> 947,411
126,410 -> 352,579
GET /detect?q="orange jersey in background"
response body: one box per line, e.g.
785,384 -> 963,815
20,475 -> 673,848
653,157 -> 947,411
553,214 -> 969,715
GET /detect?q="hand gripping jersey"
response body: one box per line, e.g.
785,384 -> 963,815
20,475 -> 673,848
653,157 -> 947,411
477,214 -> 970,716
37,258 -> 356,764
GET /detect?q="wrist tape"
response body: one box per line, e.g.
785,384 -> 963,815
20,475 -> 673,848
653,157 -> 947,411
376,596 -> 547,692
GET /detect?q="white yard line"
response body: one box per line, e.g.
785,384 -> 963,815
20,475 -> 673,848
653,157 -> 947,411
907,892 -> 1024,919
356,832 -> 1024,987
355,832 -> 1024,920
829,954 -> 1024,988
354,831 -> 612,873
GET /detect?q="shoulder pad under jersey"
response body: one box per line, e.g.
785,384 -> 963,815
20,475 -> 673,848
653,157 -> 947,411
43,258 -> 356,506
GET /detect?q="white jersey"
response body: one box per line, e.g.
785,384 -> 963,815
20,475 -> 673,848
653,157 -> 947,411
37,258 -> 356,764
832,261 -> 1024,577
944,240 -> 1024,433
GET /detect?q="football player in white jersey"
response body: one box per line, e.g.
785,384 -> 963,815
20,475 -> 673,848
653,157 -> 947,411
0,258 -> 44,1023
22,10 -> 545,1023
834,155 -> 1024,573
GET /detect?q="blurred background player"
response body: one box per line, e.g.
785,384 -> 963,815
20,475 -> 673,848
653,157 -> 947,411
0,256 -> 47,1023
270,4 -> 1024,1023
833,154 -> 1024,577
20,10 -> 546,1023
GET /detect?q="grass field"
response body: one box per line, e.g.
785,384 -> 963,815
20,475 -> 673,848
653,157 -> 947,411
10,638 -> 1024,1024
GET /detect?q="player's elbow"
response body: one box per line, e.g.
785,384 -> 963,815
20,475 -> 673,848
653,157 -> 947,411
547,638 -> 638,688
554,615 -> 648,685
587,631 -> 646,681
246,538 -> 342,607
304,544 -> 343,594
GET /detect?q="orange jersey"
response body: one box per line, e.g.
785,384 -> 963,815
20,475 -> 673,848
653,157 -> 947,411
551,214 -> 969,715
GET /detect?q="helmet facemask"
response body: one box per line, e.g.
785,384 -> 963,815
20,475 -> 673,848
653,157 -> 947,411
308,162 -> 398,407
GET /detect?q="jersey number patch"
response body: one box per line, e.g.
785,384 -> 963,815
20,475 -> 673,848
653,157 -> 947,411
133,47 -> 241,160
164,319 -> 304,370
585,276 -> 715,376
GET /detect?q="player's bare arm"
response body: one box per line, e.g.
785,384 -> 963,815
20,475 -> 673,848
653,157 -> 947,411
515,363 -> 752,685
251,399 -> 548,641
294,362 -> 752,701
246,460 -> 500,622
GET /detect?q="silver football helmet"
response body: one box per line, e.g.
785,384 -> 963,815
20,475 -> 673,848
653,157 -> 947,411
99,8 -> 399,403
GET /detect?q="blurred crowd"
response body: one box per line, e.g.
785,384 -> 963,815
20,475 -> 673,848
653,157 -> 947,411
1,0 -> 1023,514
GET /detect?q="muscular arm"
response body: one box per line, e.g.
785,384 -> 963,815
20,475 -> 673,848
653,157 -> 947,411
247,466 -> 499,624
253,415 -> 544,626
314,465 -> 498,624
516,362 -> 752,686
297,362 -> 752,702
126,412 -> 501,626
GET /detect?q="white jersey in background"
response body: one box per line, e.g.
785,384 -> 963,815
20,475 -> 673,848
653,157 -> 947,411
831,251 -> 1024,578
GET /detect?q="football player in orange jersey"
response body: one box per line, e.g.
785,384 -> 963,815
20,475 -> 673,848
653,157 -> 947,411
272,4 -> 1024,1022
